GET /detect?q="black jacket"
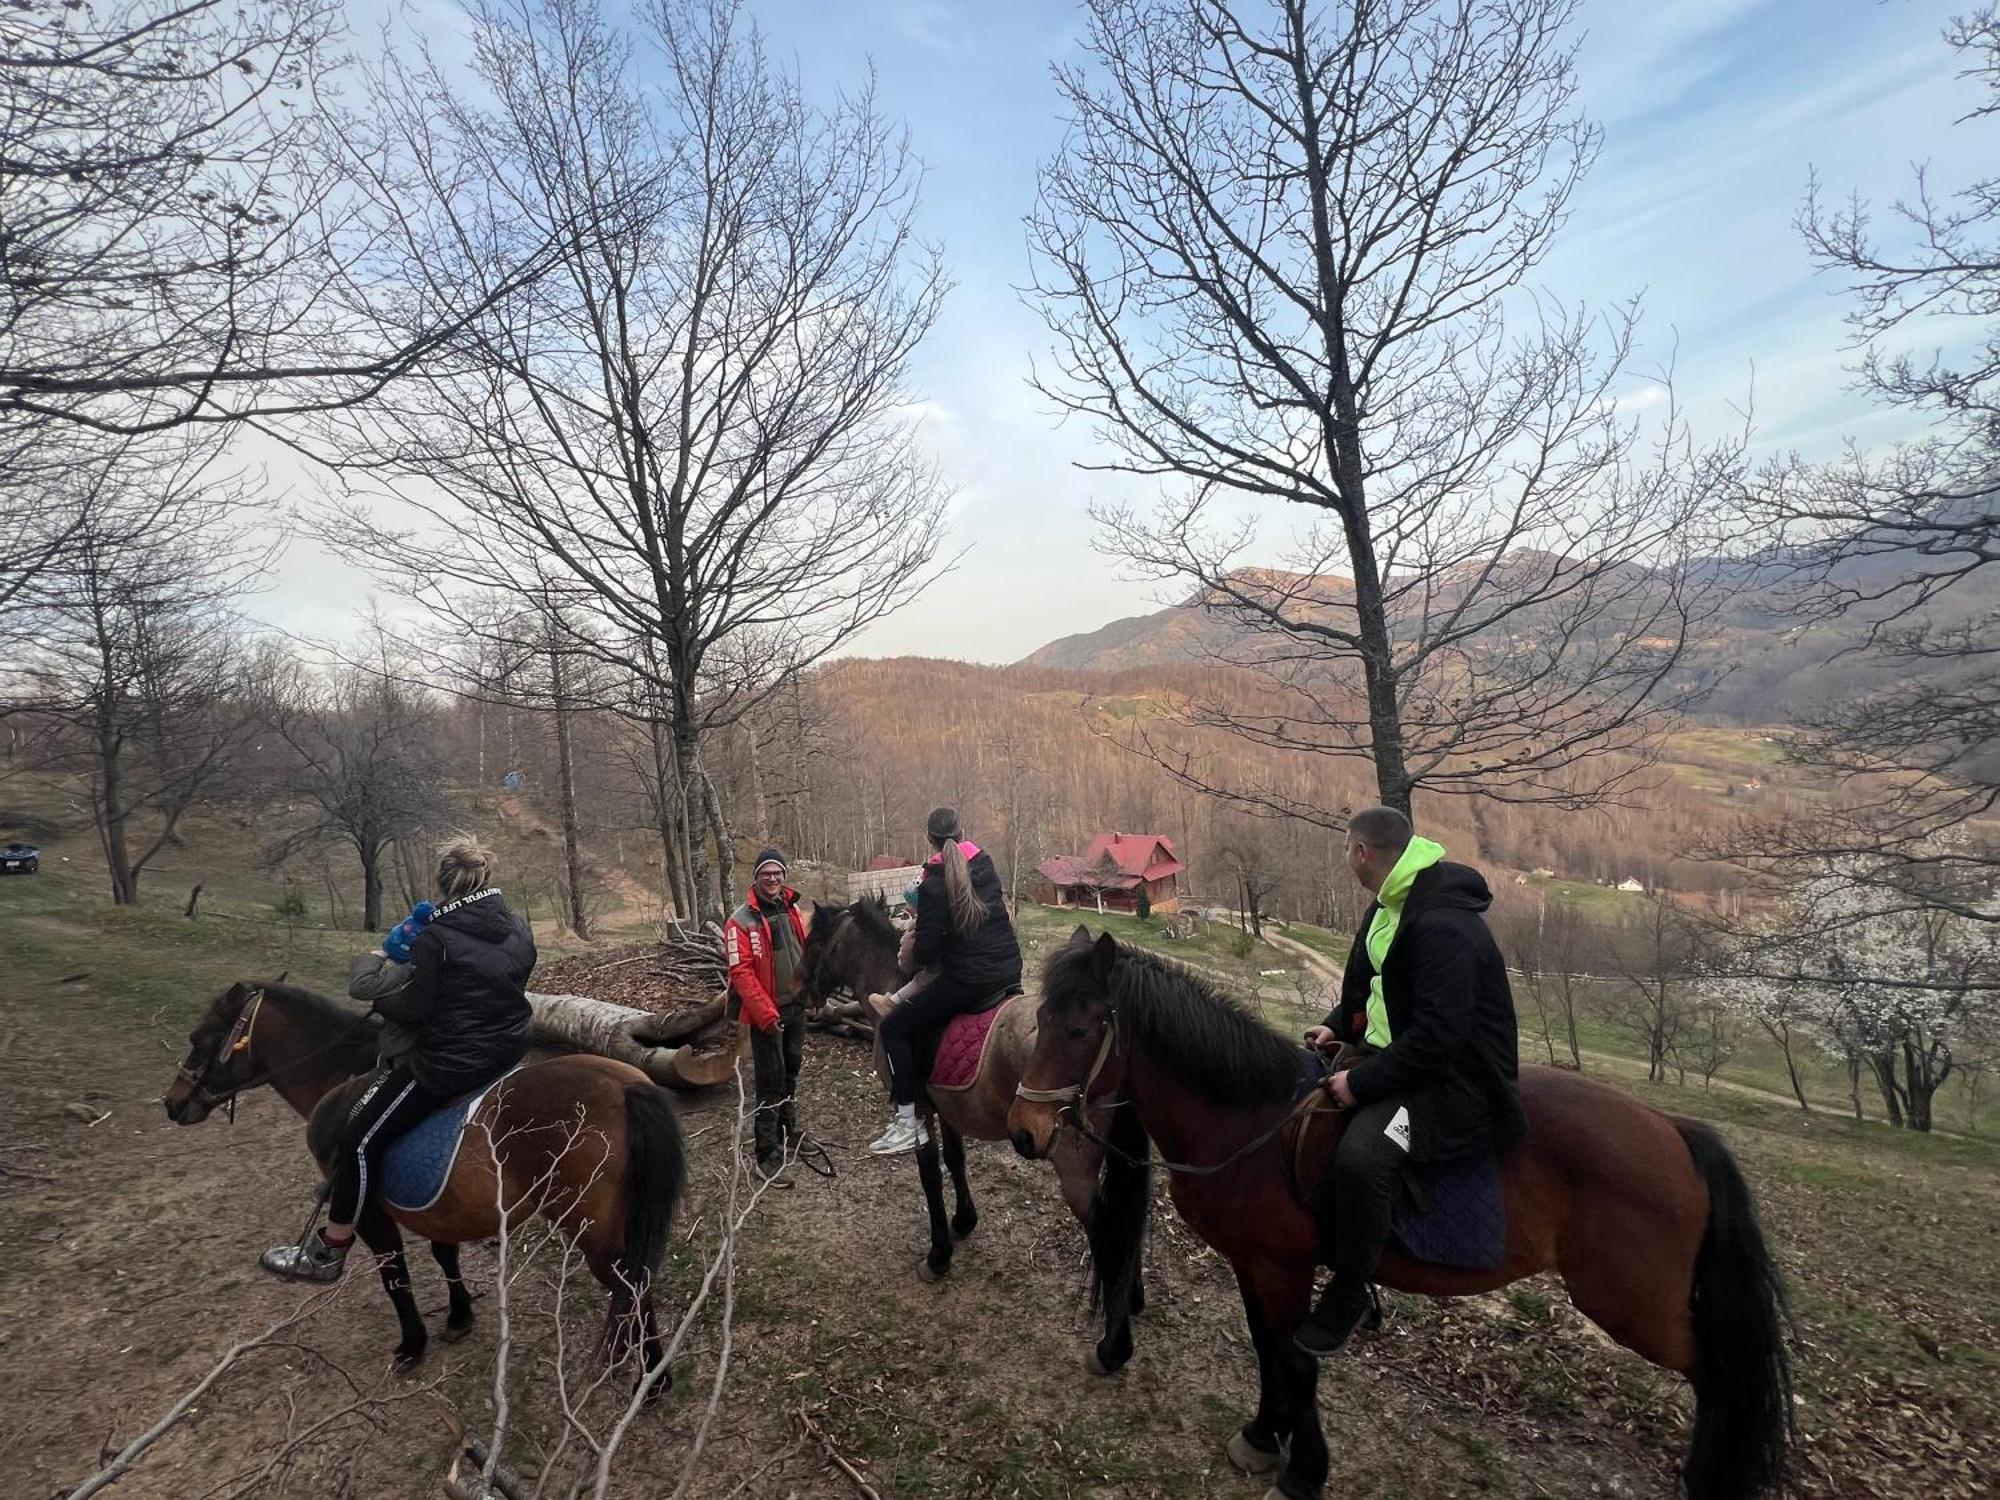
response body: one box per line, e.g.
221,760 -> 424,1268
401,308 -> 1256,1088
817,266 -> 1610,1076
910,845 -> 1022,997
1324,862 -> 1525,1164
374,891 -> 536,1095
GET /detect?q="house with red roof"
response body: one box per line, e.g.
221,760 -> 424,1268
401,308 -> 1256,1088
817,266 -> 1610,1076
1036,832 -> 1186,914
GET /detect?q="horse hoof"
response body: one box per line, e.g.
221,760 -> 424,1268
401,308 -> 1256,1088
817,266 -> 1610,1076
442,1317 -> 475,1344
393,1346 -> 426,1375
1225,1429 -> 1281,1475
952,1210 -> 978,1240
917,1257 -> 949,1285
1084,1345 -> 1127,1377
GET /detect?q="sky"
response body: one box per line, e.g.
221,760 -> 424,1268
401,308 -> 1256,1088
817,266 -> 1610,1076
258,0 -> 1993,664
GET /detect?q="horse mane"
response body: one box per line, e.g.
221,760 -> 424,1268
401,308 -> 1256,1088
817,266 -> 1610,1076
1043,940 -> 1299,1109
259,981 -> 383,1072
845,894 -> 898,950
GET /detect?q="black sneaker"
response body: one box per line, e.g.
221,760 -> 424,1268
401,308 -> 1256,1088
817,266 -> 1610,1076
1293,1273 -> 1372,1358
757,1156 -> 796,1190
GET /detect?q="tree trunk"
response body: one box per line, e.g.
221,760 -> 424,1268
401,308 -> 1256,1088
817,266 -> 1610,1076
96,714 -> 138,907
746,721 -> 771,846
526,990 -> 744,1089
700,763 -> 734,918
359,840 -> 385,931
1870,1051 -> 1905,1127
1764,1021 -> 1812,1112
552,662 -> 589,940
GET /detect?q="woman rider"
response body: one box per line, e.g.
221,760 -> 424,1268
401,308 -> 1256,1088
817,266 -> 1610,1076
866,807 -> 1022,1156
260,837 -> 536,1280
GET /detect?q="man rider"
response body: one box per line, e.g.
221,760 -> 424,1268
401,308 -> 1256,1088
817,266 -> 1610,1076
1294,806 -> 1526,1357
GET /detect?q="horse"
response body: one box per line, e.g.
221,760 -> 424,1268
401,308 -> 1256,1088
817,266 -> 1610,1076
1008,931 -> 1793,1500
801,898 -> 1151,1374
162,980 -> 687,1382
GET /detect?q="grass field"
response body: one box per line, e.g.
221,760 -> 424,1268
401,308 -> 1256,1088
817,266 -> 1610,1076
3,791 -> 1996,1498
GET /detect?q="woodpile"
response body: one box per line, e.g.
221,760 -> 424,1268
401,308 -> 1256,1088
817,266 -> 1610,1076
526,928 -> 742,1090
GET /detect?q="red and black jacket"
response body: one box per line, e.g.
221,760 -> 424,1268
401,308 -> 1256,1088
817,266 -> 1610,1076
724,886 -> 809,1031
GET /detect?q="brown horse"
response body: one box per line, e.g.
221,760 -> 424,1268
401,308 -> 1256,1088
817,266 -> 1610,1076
802,899 -> 1151,1374
1009,933 -> 1793,1500
163,980 -> 687,1381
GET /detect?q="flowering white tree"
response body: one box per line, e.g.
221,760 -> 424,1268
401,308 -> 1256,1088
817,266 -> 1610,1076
1726,864 -> 2000,1131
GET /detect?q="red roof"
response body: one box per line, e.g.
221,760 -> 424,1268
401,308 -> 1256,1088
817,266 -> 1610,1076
1039,834 -> 1184,891
1037,855 -> 1085,886
866,854 -> 914,872
1084,832 -> 1185,883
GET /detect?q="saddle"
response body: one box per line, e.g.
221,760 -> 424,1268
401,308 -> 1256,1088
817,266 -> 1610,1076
1282,1048 -> 1508,1272
313,1067 -> 520,1214
860,984 -> 1024,1095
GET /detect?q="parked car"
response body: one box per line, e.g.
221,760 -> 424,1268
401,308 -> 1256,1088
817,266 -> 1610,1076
1,842 -> 39,875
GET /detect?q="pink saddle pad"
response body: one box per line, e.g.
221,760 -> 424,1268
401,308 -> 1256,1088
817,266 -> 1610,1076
931,1005 -> 1004,1091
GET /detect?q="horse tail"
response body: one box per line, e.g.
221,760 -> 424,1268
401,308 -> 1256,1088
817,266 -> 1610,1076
1087,1103 -> 1152,1320
1675,1119 -> 1793,1500
619,1083 -> 687,1294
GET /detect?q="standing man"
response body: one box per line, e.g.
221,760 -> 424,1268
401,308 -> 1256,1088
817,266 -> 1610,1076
1295,806 -> 1526,1356
725,848 -> 811,1185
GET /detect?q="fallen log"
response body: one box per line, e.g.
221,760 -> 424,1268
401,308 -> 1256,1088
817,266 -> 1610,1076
525,990 -> 745,1091
627,989 -> 726,1047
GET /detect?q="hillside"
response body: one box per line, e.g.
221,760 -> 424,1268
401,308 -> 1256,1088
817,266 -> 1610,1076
1019,558 -> 2000,727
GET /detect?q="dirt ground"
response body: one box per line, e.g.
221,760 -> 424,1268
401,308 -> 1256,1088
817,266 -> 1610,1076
3,968 -> 1995,1498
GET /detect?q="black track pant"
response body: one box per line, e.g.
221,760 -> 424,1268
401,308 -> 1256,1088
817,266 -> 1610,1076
1330,1098 -> 1412,1276
880,972 -> 1017,1107
327,1063 -> 448,1226
749,1002 -> 807,1165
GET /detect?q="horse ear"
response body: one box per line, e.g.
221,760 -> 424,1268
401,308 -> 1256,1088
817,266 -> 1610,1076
1090,931 -> 1119,984
272,970 -> 288,985
1068,924 -> 1093,949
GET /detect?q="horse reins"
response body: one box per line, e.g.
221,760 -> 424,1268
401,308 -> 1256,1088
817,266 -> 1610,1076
177,987 -> 365,1119
1016,1007 -> 1330,1179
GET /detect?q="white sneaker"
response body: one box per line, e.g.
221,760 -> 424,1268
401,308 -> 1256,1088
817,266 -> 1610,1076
867,1115 -> 928,1155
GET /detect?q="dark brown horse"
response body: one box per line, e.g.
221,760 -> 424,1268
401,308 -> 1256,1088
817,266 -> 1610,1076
163,980 -> 687,1381
1008,933 -> 1792,1500
802,899 -> 1151,1374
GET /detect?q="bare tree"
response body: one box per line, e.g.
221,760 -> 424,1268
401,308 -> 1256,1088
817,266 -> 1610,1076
1607,891 -> 1705,1084
309,0 -> 950,920
260,640 -> 449,930
1726,7 -> 2000,911
1212,816 -> 1285,936
1030,0 -> 1741,821
2,443 -> 264,904
0,0 -> 570,436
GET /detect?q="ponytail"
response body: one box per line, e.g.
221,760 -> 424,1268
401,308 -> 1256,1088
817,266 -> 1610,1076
927,805 -> 987,936
940,835 -> 986,936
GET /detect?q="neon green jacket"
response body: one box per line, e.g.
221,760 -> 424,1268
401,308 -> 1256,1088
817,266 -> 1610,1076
1363,837 -> 1447,1045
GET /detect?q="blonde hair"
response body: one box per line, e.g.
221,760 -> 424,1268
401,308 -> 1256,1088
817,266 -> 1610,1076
928,808 -> 985,936
435,836 -> 495,901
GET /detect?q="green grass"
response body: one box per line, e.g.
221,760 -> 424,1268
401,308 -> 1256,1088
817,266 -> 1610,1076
1274,919 -> 1349,960
1013,900 -> 1295,985
1526,876 -> 1645,916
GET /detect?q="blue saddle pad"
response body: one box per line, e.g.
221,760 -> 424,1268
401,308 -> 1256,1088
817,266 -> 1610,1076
379,1074 -> 511,1213
1391,1153 -> 1506,1270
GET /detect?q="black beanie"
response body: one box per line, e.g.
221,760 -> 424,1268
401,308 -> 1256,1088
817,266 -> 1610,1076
753,847 -> 787,875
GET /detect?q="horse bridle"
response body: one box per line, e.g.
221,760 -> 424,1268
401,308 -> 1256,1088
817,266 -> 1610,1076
1014,1000 -> 1325,1179
175,988 -> 270,1119
1014,1004 -> 1120,1109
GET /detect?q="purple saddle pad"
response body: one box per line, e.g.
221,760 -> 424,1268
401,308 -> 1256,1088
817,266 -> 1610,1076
1391,1154 -> 1506,1270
